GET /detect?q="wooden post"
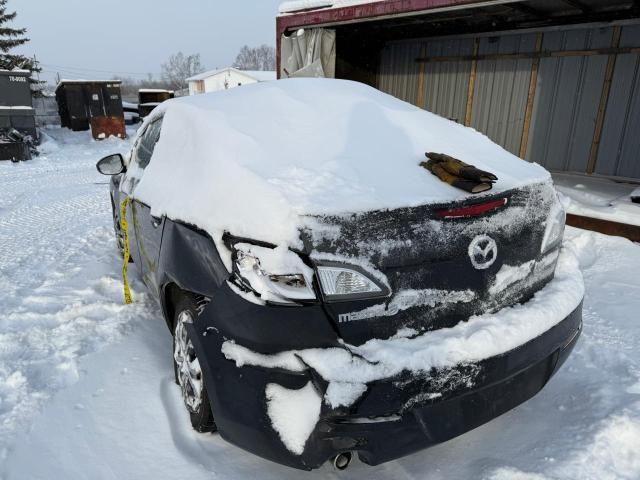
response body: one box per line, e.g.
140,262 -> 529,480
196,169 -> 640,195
519,32 -> 544,159
587,25 -> 622,174
464,38 -> 479,127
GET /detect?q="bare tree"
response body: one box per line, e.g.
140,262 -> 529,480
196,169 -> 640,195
233,44 -> 276,71
161,52 -> 205,90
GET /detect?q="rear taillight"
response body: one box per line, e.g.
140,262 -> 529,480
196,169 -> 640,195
436,198 -> 508,219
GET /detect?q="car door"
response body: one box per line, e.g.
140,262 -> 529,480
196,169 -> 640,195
120,117 -> 165,296
118,135 -> 144,268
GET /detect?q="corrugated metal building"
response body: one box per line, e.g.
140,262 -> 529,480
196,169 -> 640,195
277,0 -> 640,181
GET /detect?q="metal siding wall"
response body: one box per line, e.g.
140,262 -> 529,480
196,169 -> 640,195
378,23 -> 640,179
596,25 -> 640,178
471,34 -> 537,155
527,27 -> 613,171
378,42 -> 422,104
421,38 -> 474,123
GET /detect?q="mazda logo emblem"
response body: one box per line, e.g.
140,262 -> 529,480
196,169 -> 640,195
468,235 -> 498,270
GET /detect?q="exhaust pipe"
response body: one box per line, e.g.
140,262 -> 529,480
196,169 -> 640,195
332,452 -> 352,471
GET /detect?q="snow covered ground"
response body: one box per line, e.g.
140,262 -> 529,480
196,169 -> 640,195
1,128 -> 640,479
554,172 -> 640,227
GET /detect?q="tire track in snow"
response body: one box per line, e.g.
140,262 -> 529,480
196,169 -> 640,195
0,128 -> 143,451
0,188 -> 106,271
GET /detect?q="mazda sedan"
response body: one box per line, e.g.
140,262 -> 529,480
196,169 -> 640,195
96,78 -> 583,471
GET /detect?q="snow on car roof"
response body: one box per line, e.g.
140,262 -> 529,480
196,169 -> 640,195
135,78 -> 550,247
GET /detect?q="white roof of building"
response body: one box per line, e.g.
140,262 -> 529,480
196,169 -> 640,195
139,89 -> 173,93
186,67 -> 276,83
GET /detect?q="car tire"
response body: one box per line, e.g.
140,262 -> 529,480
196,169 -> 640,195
172,294 -> 217,433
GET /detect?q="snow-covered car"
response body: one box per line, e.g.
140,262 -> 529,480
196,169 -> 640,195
95,79 -> 584,471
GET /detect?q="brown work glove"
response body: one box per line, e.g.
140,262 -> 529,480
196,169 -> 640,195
425,152 -> 498,183
420,160 -> 493,193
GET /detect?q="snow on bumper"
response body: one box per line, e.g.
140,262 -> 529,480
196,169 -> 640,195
221,245 -> 584,454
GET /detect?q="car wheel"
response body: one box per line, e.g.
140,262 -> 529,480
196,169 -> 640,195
172,295 -> 217,433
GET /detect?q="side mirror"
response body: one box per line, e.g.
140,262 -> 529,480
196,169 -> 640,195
96,153 -> 125,175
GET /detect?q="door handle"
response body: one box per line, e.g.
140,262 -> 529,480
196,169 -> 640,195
151,215 -> 163,228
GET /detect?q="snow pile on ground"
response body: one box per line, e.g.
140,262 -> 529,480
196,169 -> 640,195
135,79 -> 550,248
489,408 -> 640,480
223,245 -> 583,420
553,172 -> 640,226
0,127 -> 155,454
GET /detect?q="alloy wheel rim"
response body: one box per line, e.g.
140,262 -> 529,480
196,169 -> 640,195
174,310 -> 203,413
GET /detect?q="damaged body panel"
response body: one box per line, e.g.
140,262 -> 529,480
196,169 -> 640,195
186,271 -> 582,470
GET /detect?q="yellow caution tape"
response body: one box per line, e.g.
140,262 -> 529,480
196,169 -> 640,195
120,197 -> 133,305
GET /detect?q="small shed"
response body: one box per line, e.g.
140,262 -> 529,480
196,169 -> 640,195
138,89 -> 174,118
187,68 -> 276,95
0,69 -> 36,139
55,80 -> 126,139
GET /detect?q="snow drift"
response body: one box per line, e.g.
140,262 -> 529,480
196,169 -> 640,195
133,78 -> 550,248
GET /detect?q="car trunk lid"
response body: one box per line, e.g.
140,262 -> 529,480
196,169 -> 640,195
299,180 -> 560,345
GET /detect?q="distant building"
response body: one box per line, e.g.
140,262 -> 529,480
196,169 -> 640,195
55,80 -> 126,140
138,89 -> 174,118
186,68 -> 276,95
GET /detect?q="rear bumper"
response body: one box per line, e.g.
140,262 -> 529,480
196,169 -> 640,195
197,299 -> 582,470
310,302 -> 582,467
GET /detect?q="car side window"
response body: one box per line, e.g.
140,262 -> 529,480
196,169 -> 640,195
120,117 -> 163,195
134,117 -> 163,170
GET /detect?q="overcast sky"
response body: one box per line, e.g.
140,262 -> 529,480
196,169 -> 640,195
14,0 -> 282,84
